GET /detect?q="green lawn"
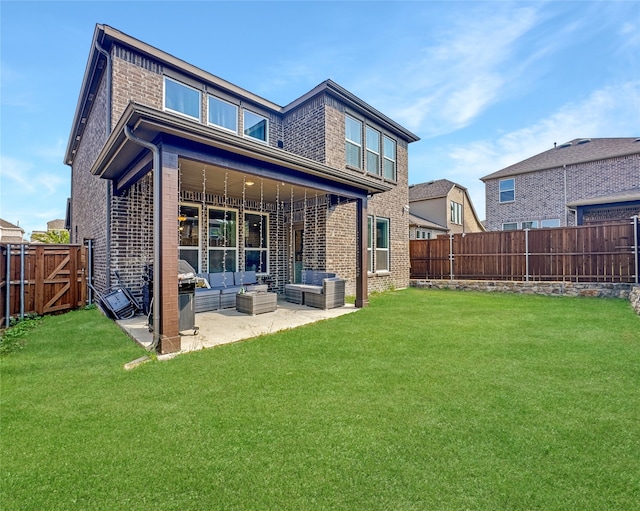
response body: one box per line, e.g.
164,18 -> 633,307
2,288 -> 639,510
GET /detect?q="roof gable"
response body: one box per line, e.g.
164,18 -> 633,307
481,138 -> 640,181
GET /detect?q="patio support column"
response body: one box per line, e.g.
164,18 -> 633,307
355,196 -> 369,308
157,149 -> 180,354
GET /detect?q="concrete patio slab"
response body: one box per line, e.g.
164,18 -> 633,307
117,298 -> 358,357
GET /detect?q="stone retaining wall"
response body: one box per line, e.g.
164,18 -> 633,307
630,286 -> 640,315
411,280 -> 640,314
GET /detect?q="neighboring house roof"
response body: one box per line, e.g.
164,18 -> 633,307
409,179 -> 457,201
47,219 -> 66,230
408,213 -> 448,231
566,188 -> 640,208
0,218 -> 26,244
481,138 -> 640,181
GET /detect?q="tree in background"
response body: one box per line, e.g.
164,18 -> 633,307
31,230 -> 70,244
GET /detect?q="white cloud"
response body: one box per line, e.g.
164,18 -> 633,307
379,4 -> 542,135
435,81 -> 640,219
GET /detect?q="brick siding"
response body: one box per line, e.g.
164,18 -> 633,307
485,154 -> 640,231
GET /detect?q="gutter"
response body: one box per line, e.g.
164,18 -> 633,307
124,125 -> 160,348
95,37 -> 113,289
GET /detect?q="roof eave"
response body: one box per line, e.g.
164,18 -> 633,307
91,103 -> 393,195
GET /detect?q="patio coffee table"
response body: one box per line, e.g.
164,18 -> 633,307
236,291 -> 277,315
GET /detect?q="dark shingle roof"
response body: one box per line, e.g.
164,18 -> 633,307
408,213 -> 448,231
0,218 -> 21,229
409,179 -> 458,201
481,138 -> 640,181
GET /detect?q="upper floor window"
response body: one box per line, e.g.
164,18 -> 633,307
243,110 -> 268,143
164,77 -> 201,121
499,178 -> 515,203
383,136 -> 396,180
366,126 -> 381,175
450,201 -> 462,225
208,96 -> 237,133
345,116 -> 362,168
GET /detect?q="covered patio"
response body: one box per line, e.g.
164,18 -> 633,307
93,102 -> 390,354
118,298 -> 358,357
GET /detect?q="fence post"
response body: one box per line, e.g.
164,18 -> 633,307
633,215 -> 639,285
524,229 -> 530,282
4,244 -> 10,328
449,234 -> 454,280
19,244 -> 25,320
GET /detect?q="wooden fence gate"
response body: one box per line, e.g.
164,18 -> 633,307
1,244 -> 87,327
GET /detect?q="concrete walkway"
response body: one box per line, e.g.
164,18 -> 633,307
117,298 -> 358,357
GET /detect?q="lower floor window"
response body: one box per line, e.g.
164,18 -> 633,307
368,215 -> 390,272
244,212 -> 269,274
502,222 -> 518,231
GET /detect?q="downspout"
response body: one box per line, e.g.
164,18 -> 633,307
124,125 -> 161,347
95,39 -> 113,288
563,164 -> 567,226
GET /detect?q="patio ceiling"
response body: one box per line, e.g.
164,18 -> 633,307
178,158 -> 326,203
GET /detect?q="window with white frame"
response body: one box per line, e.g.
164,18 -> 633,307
368,216 -> 390,272
179,203 -> 201,271
375,217 -> 390,272
383,136 -> 396,180
521,220 -> 539,229
502,222 -> 518,231
366,126 -> 381,175
164,77 -> 201,121
244,212 -> 268,273
345,116 -> 362,168
541,219 -> 561,228
208,96 -> 237,133
450,201 -> 462,225
243,110 -> 268,143
208,207 -> 238,272
367,215 -> 373,272
499,178 -> 515,203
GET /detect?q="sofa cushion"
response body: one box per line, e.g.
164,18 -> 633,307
234,271 -> 257,286
208,272 -> 235,289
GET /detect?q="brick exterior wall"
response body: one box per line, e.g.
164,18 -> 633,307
111,45 -> 163,129
485,154 -> 640,231
70,75 -> 110,292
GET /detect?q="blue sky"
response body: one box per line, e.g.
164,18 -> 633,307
1,0 -> 639,236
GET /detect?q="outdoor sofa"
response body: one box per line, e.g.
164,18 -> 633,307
284,271 -> 346,309
194,270 -> 267,312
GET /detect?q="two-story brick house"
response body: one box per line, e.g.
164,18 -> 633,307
408,179 -> 485,238
65,25 -> 419,353
481,138 -> 640,231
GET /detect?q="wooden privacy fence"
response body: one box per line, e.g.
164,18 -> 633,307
1,244 -> 87,327
410,218 -> 639,283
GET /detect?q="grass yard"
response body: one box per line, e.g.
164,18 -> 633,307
1,288 -> 639,510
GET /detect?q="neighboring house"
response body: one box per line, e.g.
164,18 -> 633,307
0,219 -> 26,244
481,138 -> 640,231
408,213 -> 448,240
65,24 -> 419,353
31,219 -> 69,242
408,179 -> 485,236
